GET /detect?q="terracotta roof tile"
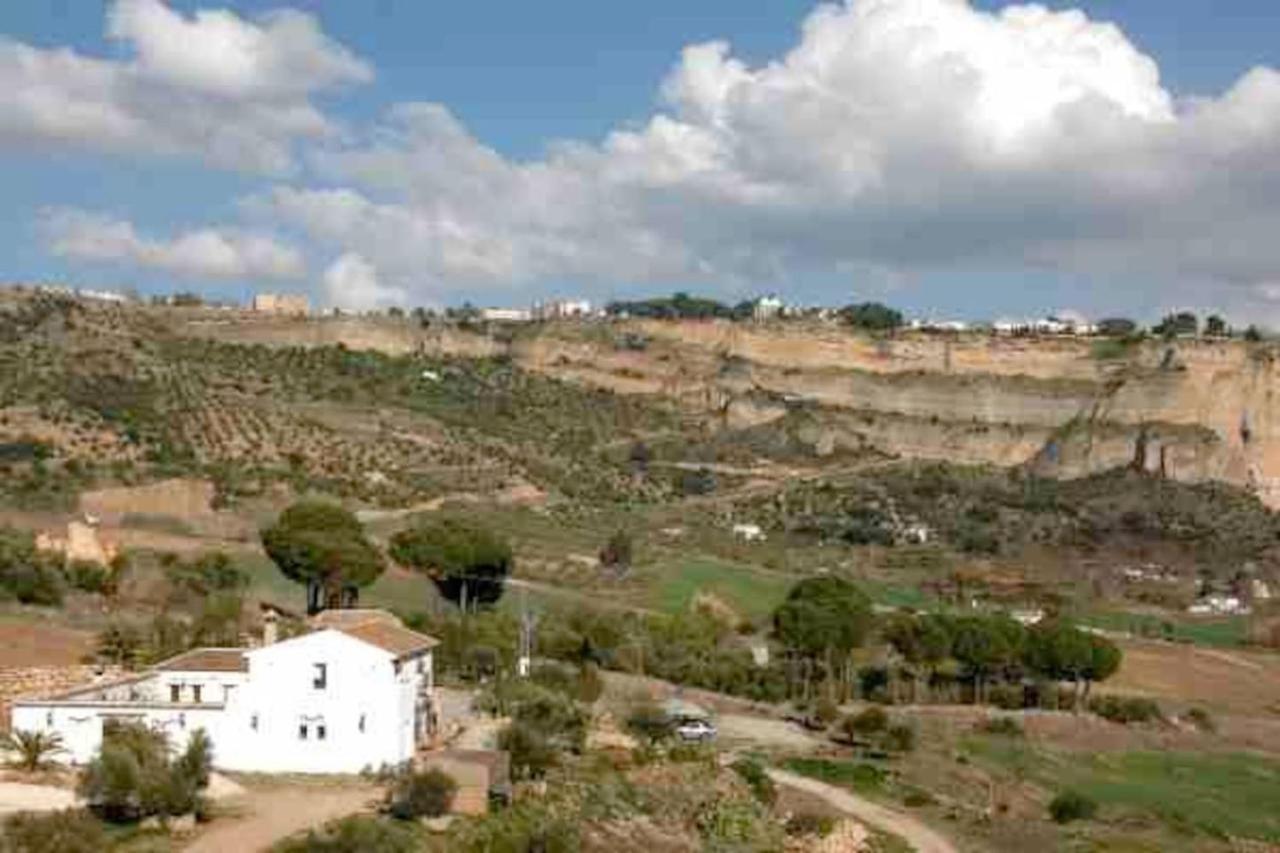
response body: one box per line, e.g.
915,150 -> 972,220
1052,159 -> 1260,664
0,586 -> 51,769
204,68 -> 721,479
152,648 -> 248,673
335,621 -> 438,659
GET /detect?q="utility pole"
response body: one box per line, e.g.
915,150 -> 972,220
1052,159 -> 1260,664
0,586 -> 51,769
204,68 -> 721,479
518,589 -> 537,677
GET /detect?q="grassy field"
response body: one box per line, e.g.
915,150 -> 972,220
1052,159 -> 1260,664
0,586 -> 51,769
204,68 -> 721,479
644,557 -> 792,621
963,735 -> 1280,843
1081,609 -> 1248,647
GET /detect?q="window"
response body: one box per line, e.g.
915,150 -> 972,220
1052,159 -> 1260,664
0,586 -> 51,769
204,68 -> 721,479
416,658 -> 425,675
299,723 -> 309,740
250,714 -> 259,731
358,714 -> 366,733
192,685 -> 202,704
312,663 -> 327,690
170,685 -> 181,703
317,724 -> 327,741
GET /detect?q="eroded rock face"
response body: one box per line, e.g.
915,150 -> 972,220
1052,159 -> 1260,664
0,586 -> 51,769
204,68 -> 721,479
509,322 -> 1279,504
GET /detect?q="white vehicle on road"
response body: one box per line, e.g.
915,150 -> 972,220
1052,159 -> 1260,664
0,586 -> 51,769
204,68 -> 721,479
675,718 -> 717,743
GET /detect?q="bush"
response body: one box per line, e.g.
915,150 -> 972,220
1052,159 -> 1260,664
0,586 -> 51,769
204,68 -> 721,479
0,809 -> 107,853
78,722 -> 212,823
976,717 -> 1024,737
884,722 -> 917,753
1048,790 -> 1098,824
625,701 -> 674,747
498,721 -> 557,782
386,767 -> 456,820
840,706 -> 889,742
64,561 -> 111,595
1089,695 -> 1162,725
730,757 -> 777,806
785,811 -> 836,838
813,696 -> 841,726
1185,707 -> 1216,733
272,815 -> 421,853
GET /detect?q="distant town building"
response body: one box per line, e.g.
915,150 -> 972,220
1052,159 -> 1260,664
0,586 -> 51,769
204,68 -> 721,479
1188,594 -> 1250,616
479,307 -> 533,323
753,294 -> 784,322
252,293 -> 310,316
533,299 -> 592,321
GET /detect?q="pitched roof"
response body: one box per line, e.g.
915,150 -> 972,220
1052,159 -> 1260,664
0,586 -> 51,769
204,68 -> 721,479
334,620 -> 438,659
152,648 -> 248,673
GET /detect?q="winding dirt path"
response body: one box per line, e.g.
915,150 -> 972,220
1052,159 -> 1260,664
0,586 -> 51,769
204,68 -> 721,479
768,768 -> 957,853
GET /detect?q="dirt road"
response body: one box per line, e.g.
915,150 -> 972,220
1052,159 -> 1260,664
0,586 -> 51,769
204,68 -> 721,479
768,768 -> 957,853
184,783 -> 380,853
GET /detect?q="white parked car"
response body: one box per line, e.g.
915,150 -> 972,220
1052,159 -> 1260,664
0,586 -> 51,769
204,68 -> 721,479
675,718 -> 718,743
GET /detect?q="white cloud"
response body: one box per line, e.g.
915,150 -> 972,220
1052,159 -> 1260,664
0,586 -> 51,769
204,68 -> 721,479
0,0 -> 370,173
321,252 -> 405,310
241,0 -> 1280,309
41,208 -> 306,281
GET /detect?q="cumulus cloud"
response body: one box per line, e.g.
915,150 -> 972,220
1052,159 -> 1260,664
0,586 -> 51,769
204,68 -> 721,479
321,252 -> 405,310
41,208 -> 306,281
0,0 -> 370,173
242,0 -> 1280,309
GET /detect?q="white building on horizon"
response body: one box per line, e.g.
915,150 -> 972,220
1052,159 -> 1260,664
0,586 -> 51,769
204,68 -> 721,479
533,298 -> 592,320
12,610 -> 439,774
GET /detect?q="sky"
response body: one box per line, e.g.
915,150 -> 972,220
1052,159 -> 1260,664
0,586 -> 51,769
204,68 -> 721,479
2,0 -> 1280,322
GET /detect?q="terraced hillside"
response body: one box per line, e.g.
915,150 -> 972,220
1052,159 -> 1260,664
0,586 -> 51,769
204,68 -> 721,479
0,291 -> 687,511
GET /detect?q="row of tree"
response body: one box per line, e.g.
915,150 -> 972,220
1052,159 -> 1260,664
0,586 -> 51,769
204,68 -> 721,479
772,576 -> 1121,708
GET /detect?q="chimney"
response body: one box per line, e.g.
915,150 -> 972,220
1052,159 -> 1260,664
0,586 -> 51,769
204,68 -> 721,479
262,608 -> 280,646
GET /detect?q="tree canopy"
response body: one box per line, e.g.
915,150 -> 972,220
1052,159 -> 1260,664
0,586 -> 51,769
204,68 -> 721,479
838,301 -> 903,330
260,501 -> 384,614
389,519 -> 513,610
773,576 -> 874,659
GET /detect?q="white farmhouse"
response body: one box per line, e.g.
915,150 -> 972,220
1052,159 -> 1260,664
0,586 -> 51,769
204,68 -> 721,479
12,610 -> 439,774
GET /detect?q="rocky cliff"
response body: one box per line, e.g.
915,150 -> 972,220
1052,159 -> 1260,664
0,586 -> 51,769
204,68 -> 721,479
182,313 -> 1280,506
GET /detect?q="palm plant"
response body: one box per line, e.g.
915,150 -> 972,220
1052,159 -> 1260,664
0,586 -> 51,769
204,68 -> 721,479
4,729 -> 65,772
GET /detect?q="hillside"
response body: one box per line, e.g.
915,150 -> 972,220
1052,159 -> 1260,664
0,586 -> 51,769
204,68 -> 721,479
183,310 -> 1280,509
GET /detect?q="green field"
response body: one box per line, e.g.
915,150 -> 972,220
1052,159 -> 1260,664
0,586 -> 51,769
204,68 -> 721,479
645,557 -> 792,620
783,757 -> 888,795
1081,610 -> 1248,648
963,735 -> 1280,843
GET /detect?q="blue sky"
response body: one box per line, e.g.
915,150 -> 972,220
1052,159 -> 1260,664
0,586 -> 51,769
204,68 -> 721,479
3,0 -> 1280,321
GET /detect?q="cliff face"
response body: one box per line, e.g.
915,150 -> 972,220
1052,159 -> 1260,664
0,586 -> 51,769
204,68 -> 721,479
181,313 -> 1280,506
510,321 -> 1278,505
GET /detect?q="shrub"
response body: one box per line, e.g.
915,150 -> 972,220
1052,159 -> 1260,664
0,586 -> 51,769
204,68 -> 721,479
1185,707 -> 1216,733
1089,695 -> 1162,725
78,722 -> 212,823
272,815 -> 421,853
0,809 -> 107,853
976,717 -> 1024,737
813,696 -> 841,726
386,767 -> 456,820
1048,790 -> 1098,824
785,812 -> 836,838
884,722 -> 917,753
730,757 -> 777,806
498,721 -> 557,782
840,706 -> 888,742
64,561 -> 110,595
625,701 -> 674,747
4,730 -> 65,772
